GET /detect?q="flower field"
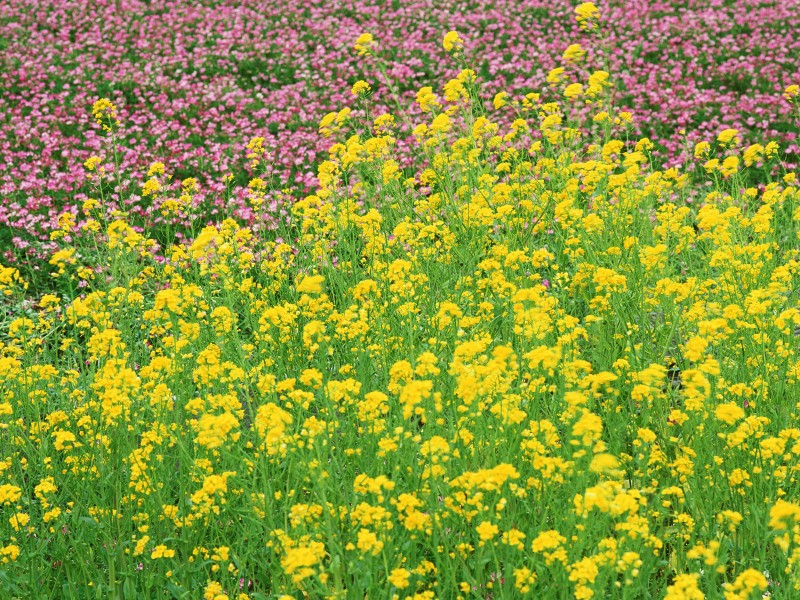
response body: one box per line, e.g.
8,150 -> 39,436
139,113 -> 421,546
2,0 -> 799,274
2,0 -> 800,598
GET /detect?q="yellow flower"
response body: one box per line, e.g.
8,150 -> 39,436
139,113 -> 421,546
351,80 -> 371,96
476,521 -> 499,542
722,569 -> 768,599
0,545 -> 20,564
147,162 -> 165,177
575,2 -> 600,29
388,568 -> 411,589
9,512 -> 29,531
562,43 -> 586,63
546,67 -> 565,84
694,141 -> 711,158
493,91 -> 509,109
442,31 -> 464,53
784,84 -> 799,100
204,581 -> 228,600
714,402 -> 744,425
142,177 -> 161,197
356,529 -> 383,555
716,128 -> 740,145
246,136 -> 266,168
84,156 -> 103,171
296,274 -> 324,294
665,574 -> 704,599
587,70 -> 610,95
92,98 -> 120,130
416,86 -> 440,113
134,536 -> 150,556
743,143 -> 764,166
564,83 -> 584,99
353,33 -> 375,56
430,113 -> 451,135
151,545 -> 176,559
514,567 -> 537,593
770,499 -> 800,530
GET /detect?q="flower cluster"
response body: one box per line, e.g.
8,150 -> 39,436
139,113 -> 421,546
1,21 -> 799,600
1,0 -> 799,278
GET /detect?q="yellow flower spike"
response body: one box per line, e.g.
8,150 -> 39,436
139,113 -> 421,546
351,80 -> 372,97
353,33 -> 375,56
562,43 -> 586,63
716,128 -> 740,146
575,2 -> 600,30
719,155 -> 739,177
0,545 -> 20,564
296,274 -> 324,294
416,86 -> 440,113
429,113 -> 452,135
765,140 -> 780,157
142,177 -> 162,197
693,141 -> 710,158
150,545 -> 176,559
373,113 -> 395,133
91,98 -> 120,131
147,161 -> 165,177
388,568 -> 411,589
245,136 -> 266,168
318,111 -> 338,137
443,78 -> 468,102
784,84 -> 799,100
457,68 -> 477,84
83,155 -> 103,172
546,67 -> 565,85
665,574 -> 704,599
442,30 -> 464,53
587,70 -> 610,96
8,512 -> 29,531
564,83 -> 584,99
476,521 -> 499,544
493,91 -> 509,110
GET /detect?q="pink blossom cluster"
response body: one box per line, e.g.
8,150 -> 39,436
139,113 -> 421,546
1,0 -> 798,265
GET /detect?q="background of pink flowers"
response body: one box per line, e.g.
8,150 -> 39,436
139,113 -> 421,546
1,0 -> 798,268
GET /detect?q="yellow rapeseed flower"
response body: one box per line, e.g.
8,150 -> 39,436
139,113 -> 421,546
442,31 -> 464,53
351,80 -> 372,96
353,33 -> 375,56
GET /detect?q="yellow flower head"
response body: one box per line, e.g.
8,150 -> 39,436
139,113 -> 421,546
716,128 -> 740,146
142,177 -> 162,197
562,43 -> 586,63
476,521 -> 499,542
354,33 -> 375,56
246,136 -> 266,168
147,162 -> 166,177
388,568 -> 411,589
442,31 -> 464,53
351,80 -> 372,96
587,70 -> 610,96
575,2 -> 600,29
296,274 -> 324,294
416,87 -> 441,113
784,84 -> 799,100
694,141 -> 710,159
564,83 -> 584,99
546,67 -> 565,85
84,156 -> 103,172
92,98 -> 120,131
493,91 -> 509,109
